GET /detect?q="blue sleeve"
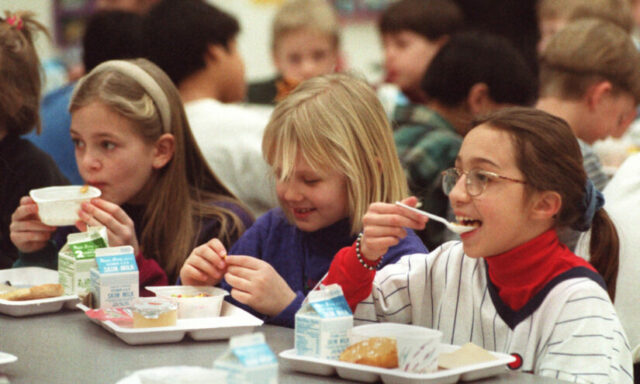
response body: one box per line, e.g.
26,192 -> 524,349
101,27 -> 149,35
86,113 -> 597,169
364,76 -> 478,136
222,289 -> 304,328
379,228 -> 428,267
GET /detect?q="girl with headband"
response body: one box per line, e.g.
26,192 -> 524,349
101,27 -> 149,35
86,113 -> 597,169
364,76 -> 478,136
10,59 -> 253,287
323,107 -> 632,382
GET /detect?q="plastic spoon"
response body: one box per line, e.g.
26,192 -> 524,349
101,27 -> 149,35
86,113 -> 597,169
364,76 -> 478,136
395,202 -> 475,234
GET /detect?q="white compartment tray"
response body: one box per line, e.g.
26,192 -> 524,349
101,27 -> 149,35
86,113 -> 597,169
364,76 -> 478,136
0,267 -> 78,317
78,301 -> 263,345
279,344 -> 516,384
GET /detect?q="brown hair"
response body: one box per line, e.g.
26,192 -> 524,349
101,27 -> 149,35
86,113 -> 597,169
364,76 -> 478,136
474,106 -> 619,299
0,11 -> 49,135
379,0 -> 463,41
69,59 -> 250,281
539,18 -> 640,103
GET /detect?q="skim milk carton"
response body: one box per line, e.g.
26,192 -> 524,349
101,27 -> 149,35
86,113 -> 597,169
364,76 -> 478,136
90,246 -> 139,308
295,284 -> 353,359
213,332 -> 278,384
58,226 -> 108,295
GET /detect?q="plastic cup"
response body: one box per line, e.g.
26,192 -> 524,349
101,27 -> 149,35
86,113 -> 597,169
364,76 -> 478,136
29,186 -> 101,226
350,323 -> 442,373
145,286 -> 229,319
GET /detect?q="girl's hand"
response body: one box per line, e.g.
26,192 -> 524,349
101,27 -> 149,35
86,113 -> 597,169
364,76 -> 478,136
224,256 -> 297,317
180,238 -> 228,286
77,198 -> 139,254
9,196 -> 57,253
360,196 -> 428,261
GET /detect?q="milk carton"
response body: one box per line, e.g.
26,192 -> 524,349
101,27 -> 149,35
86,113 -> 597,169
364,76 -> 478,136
213,333 -> 278,384
295,284 -> 353,359
58,226 -> 108,295
90,246 -> 139,308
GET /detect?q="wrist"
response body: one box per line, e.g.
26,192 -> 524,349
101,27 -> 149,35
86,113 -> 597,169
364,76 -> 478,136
356,233 -> 382,271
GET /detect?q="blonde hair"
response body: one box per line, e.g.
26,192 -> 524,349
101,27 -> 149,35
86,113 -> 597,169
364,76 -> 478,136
271,0 -> 340,51
539,18 -> 640,103
262,73 -> 408,235
537,0 -> 633,32
69,59 -> 249,281
0,11 -> 49,135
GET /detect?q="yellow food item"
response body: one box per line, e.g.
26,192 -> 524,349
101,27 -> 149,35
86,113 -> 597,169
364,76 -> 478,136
79,185 -> 89,193
438,343 -> 497,369
0,283 -> 64,301
132,298 -> 177,328
339,337 -> 398,368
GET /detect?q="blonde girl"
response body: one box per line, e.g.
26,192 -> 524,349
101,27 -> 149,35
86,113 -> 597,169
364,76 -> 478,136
1,12 -> 68,269
181,73 -> 428,327
324,107 -> 631,383
10,59 -> 252,285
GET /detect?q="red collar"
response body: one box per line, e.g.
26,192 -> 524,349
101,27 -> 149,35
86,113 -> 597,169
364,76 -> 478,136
485,229 -> 595,311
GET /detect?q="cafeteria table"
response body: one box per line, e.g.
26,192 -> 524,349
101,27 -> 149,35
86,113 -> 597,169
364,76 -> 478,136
0,309 -> 570,384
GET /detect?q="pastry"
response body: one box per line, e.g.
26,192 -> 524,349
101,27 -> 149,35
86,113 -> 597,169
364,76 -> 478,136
0,283 -> 64,301
339,337 -> 398,368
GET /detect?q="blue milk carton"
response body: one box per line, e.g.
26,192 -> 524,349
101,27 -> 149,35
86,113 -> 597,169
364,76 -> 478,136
295,284 -> 353,359
90,246 -> 139,308
213,332 -> 278,384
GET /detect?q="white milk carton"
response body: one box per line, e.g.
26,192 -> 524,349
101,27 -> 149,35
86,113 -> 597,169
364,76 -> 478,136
295,284 -> 353,359
213,333 -> 278,384
90,246 -> 139,308
58,226 -> 108,295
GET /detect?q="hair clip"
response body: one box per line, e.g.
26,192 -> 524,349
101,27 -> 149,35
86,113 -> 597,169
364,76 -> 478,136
6,15 -> 23,31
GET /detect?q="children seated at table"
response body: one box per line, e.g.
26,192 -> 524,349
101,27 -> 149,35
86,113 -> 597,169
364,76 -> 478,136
247,0 -> 340,104
323,107 -> 632,383
180,74 -> 427,327
0,12 -> 69,269
10,59 -> 252,289
395,31 -> 536,250
143,0 -> 277,217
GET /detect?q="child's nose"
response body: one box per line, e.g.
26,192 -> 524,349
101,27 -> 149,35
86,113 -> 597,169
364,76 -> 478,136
78,150 -> 101,172
282,183 -> 303,202
448,175 -> 471,206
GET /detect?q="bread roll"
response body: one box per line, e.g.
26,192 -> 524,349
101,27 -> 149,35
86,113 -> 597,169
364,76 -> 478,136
339,337 -> 398,368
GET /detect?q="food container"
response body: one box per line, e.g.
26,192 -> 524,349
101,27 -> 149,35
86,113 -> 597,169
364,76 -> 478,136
350,323 -> 442,373
30,185 -> 101,226
132,297 -> 178,328
146,286 -> 228,319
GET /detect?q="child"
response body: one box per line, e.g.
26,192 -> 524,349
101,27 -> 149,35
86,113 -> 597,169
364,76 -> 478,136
10,59 -> 252,287
0,12 -> 69,269
324,107 -> 632,383
377,0 -> 463,124
247,0 -> 340,104
537,0 -> 633,53
395,31 -> 536,250
180,74 -> 428,327
144,0 -> 277,217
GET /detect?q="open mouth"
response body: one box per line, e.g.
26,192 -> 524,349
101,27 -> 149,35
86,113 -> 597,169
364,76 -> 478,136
455,216 -> 482,229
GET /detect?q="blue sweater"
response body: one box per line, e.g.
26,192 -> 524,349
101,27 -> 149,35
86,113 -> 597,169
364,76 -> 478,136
221,208 -> 428,328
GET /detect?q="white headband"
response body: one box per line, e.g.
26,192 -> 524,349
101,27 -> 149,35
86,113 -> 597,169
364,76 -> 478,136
73,60 -> 171,133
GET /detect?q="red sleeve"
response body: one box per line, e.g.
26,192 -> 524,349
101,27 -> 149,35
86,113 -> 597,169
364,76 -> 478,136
136,252 -> 169,297
323,244 -> 376,312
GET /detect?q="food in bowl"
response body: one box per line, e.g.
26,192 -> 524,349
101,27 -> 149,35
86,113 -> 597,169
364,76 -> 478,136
132,297 -> 177,328
29,185 -> 101,226
339,337 -> 398,368
145,286 -> 228,319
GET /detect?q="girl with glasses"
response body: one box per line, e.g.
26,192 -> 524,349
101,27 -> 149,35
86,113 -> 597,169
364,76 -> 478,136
323,107 -> 631,382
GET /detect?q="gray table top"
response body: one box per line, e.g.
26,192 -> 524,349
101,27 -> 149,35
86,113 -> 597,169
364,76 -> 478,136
0,309 -> 568,384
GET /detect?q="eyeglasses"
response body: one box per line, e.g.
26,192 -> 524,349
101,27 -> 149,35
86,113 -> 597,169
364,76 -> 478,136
441,168 -> 526,197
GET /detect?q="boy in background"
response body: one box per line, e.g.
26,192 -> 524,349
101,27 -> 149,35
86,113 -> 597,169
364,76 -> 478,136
395,32 -> 536,250
247,0 -> 340,104
377,0 -> 463,126
144,0 -> 277,217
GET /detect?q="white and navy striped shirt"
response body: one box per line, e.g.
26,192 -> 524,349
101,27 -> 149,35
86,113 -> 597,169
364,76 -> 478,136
354,241 -> 633,383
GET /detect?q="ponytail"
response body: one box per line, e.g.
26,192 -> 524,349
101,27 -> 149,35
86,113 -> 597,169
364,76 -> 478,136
588,209 -> 619,301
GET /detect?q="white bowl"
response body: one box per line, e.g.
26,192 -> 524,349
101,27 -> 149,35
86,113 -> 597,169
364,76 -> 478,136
30,186 -> 101,226
146,286 -> 229,319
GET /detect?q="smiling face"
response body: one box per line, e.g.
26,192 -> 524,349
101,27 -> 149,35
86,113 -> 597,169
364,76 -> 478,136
70,102 -> 159,205
275,154 -> 349,232
448,124 -> 545,258
273,29 -> 338,83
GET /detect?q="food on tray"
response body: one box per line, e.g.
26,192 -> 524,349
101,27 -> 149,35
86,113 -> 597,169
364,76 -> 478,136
132,297 -> 177,328
339,337 -> 398,368
170,292 -> 212,298
0,283 -> 64,301
438,342 -> 497,369
79,184 -> 89,193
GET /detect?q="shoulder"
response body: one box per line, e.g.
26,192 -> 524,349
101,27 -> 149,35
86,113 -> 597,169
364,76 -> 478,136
3,138 -> 67,183
212,200 -> 254,229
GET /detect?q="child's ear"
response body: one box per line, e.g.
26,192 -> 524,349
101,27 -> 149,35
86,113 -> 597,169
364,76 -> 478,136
205,44 -> 226,65
585,81 -> 613,111
530,190 -> 562,220
152,133 -> 175,169
467,83 -> 491,115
